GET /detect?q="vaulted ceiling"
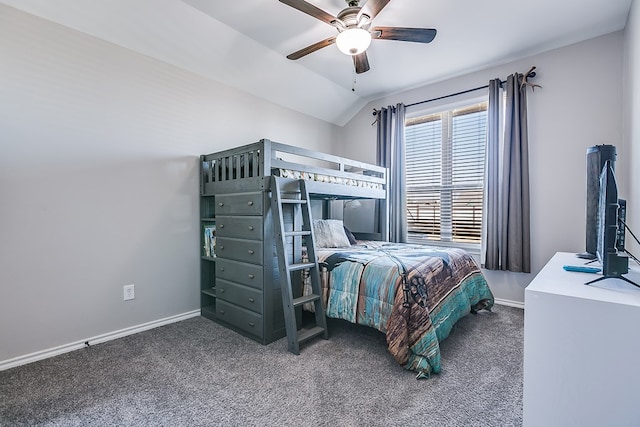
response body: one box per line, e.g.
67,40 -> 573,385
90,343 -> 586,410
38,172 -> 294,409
1,0 -> 633,125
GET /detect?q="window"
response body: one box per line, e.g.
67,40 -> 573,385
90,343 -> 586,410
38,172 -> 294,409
405,100 -> 488,247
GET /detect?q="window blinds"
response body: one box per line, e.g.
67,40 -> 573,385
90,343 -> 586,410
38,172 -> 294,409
405,101 -> 487,244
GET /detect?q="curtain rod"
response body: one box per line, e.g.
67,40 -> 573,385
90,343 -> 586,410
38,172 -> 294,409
373,67 -> 538,115
405,83 -> 495,108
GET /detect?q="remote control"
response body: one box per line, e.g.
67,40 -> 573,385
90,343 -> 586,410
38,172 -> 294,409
563,265 -> 601,274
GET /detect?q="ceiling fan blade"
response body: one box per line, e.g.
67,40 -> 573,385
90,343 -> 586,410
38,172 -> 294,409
287,36 -> 337,60
279,0 -> 338,26
353,52 -> 370,74
372,26 -> 437,43
358,0 -> 391,21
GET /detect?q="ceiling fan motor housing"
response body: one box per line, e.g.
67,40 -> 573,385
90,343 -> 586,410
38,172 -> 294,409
337,7 -> 364,29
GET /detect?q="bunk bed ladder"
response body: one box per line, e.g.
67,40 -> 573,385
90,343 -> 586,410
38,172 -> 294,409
270,176 -> 328,354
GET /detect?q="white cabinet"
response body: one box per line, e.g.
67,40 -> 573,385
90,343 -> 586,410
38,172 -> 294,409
524,252 -> 640,427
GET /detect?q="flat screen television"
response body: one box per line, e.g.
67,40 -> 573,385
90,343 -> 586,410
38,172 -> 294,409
581,144 -> 616,259
587,160 -> 637,287
596,160 -> 622,272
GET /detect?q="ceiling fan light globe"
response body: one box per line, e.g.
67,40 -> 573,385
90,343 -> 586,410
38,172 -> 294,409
336,28 -> 371,56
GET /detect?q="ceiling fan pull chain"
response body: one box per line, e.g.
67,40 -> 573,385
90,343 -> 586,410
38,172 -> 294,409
352,68 -> 357,92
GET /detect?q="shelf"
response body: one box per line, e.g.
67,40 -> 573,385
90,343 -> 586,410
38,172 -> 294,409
200,177 -> 216,323
202,287 -> 216,298
201,304 -> 216,321
201,197 -> 216,218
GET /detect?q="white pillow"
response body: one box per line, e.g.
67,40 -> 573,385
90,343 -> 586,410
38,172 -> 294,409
312,219 -> 351,248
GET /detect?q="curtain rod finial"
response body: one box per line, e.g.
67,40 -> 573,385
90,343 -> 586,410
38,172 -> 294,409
525,66 -> 537,79
521,66 -> 541,91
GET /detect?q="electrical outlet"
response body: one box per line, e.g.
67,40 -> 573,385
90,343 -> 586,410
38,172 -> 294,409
123,284 -> 135,301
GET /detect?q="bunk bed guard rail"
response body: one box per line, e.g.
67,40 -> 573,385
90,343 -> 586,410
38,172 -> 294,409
200,139 -> 387,197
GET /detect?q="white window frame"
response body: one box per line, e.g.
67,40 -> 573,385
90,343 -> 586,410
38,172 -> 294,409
404,94 -> 488,253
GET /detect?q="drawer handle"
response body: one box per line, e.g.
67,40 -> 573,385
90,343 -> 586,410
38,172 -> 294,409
248,322 -> 255,327
220,224 -> 224,228
219,288 -> 224,293
218,202 -> 224,207
248,297 -> 255,303
248,274 -> 254,279
248,226 -> 254,231
220,310 -> 225,315
220,267 -> 224,272
219,246 -> 224,250
247,201 -> 254,206
248,250 -> 254,255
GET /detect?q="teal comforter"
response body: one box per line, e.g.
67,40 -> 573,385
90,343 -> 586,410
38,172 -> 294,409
314,241 -> 494,378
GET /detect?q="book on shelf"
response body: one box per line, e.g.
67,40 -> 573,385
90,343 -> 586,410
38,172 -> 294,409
203,224 -> 216,258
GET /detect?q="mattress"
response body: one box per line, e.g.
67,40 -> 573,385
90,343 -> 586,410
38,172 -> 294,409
276,168 -> 384,190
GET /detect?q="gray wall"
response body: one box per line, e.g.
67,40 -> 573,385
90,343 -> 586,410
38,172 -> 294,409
625,0 -> 639,258
337,32 -> 626,304
1,2 -> 637,363
0,6 -> 339,362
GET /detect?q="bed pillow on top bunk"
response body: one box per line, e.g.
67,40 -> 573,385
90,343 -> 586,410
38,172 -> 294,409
313,219 -> 352,248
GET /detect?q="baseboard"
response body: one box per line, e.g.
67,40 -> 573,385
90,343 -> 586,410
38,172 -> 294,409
0,310 -> 201,372
494,298 -> 524,309
1,298 -> 521,371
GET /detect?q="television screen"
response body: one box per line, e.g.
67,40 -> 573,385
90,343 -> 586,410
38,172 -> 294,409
595,160 -> 627,277
585,145 -> 616,257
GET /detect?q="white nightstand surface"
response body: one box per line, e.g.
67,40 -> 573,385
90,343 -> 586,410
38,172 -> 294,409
523,251 -> 640,427
527,251 -> 640,306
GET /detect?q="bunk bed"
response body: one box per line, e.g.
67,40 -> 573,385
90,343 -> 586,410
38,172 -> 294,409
199,139 -> 388,345
199,138 -> 493,379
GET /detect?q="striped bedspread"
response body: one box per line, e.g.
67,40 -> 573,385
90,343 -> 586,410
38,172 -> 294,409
313,241 -> 494,378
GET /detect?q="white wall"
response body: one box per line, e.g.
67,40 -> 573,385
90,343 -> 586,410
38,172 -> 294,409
1,2 -> 634,364
0,5 -> 339,362
624,1 -> 639,258
338,32 -> 625,303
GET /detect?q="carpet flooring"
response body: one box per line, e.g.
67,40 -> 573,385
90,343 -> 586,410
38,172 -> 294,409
0,304 -> 523,426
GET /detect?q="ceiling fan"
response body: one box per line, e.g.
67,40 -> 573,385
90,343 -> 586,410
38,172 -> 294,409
279,0 -> 437,74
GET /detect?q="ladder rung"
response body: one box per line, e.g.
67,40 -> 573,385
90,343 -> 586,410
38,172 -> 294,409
293,293 -> 321,307
288,262 -> 316,272
297,326 -> 326,344
285,231 -> 311,237
272,177 -> 328,354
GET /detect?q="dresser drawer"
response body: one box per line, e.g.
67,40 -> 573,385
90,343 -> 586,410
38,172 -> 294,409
216,300 -> 263,338
216,237 -> 263,265
216,216 -> 263,240
216,258 -> 263,289
217,279 -> 263,314
216,193 -> 262,215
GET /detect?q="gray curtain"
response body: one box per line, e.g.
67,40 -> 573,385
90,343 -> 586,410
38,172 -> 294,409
483,74 -> 531,273
484,79 -> 501,270
376,103 -> 407,243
